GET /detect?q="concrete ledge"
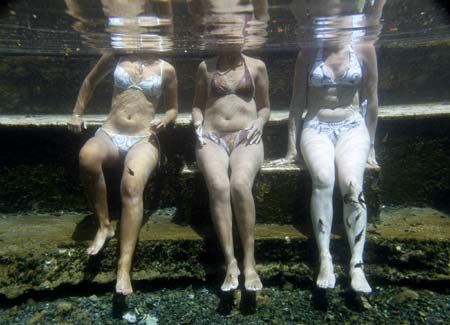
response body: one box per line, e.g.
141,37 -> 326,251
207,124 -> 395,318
177,162 -> 381,224
1,103 -> 449,214
0,207 -> 448,299
1,103 -> 449,127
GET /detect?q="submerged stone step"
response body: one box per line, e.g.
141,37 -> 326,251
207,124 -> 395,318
0,104 -> 449,213
0,207 -> 448,300
176,162 -> 381,224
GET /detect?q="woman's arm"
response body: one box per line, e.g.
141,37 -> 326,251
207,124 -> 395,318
192,61 -> 208,145
150,62 -> 178,132
247,59 -> 270,145
358,44 -> 379,166
274,49 -> 308,164
68,52 -> 117,133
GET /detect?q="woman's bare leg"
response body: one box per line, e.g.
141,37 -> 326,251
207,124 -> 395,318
116,140 -> 158,295
229,141 -> 263,291
300,127 -> 336,289
335,124 -> 371,293
196,140 -> 239,291
79,131 -> 119,255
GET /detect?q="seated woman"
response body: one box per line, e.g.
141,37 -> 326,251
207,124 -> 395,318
192,47 -> 270,291
68,52 -> 178,295
280,1 -> 382,293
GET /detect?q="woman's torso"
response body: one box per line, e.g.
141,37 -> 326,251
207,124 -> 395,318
203,55 -> 258,132
305,46 -> 363,122
103,56 -> 164,135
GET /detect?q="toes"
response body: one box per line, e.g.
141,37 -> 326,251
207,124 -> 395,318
86,244 -> 99,255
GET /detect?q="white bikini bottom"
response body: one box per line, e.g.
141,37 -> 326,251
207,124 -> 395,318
303,114 -> 365,145
96,128 -> 153,153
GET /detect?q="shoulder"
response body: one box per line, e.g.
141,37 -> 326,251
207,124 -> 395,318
159,60 -> 177,84
197,57 -> 217,77
160,60 -> 176,74
243,55 -> 267,74
352,44 -> 376,65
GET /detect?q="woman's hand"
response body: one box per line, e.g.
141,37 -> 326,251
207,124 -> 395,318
270,150 -> 299,165
194,121 -> 206,145
367,145 -> 379,167
246,118 -> 264,145
67,114 -> 86,133
150,118 -> 166,133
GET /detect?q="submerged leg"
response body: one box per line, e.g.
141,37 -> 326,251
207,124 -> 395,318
336,123 -> 371,293
229,141 -> 264,291
116,140 -> 158,295
79,131 -> 119,255
196,140 -> 239,291
301,127 -> 336,289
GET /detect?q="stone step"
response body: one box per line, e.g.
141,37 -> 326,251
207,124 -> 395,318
0,207 -> 448,300
0,103 -> 449,215
175,162 -> 381,224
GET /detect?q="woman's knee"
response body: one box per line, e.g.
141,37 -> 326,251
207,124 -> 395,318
79,144 -> 103,172
207,176 -> 230,198
230,175 -> 252,198
340,179 -> 364,207
120,178 -> 145,203
340,176 -> 363,194
311,169 -> 335,190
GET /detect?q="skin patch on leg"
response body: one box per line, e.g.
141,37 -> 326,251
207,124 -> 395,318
354,262 -> 364,268
346,216 -> 352,229
319,219 -> 326,233
127,167 -> 134,176
343,193 -> 358,205
355,227 -> 365,245
358,192 -> 366,209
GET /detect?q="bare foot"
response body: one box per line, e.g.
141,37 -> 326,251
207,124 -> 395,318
350,267 -> 372,293
86,225 -> 114,255
316,257 -> 336,289
220,260 -> 240,292
244,268 -> 263,292
116,269 -> 133,295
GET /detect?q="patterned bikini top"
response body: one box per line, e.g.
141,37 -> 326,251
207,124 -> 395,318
210,56 -> 254,98
114,59 -> 163,98
309,46 -> 362,87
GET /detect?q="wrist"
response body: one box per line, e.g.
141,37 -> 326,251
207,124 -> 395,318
256,117 -> 265,127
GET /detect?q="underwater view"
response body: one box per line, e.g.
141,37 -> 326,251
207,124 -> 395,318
0,0 -> 449,324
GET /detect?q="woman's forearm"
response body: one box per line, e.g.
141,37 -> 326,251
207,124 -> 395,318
365,101 -> 378,147
192,107 -> 204,125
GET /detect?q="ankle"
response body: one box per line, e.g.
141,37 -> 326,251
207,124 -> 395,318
319,252 -> 332,262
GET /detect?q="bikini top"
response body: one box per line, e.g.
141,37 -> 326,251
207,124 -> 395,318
114,59 -> 163,99
210,56 -> 255,98
309,46 -> 362,88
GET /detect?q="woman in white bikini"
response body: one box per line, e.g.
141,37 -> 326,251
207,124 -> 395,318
279,0 -> 383,293
67,52 -> 178,295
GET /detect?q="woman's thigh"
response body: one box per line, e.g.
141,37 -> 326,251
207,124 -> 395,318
121,139 -> 159,191
335,124 -> 370,190
80,130 -> 120,167
229,141 -> 263,183
300,127 -> 335,185
195,139 -> 230,191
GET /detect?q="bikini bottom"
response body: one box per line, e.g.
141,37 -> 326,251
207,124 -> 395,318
303,114 -> 364,145
96,128 -> 159,155
202,129 -> 249,155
